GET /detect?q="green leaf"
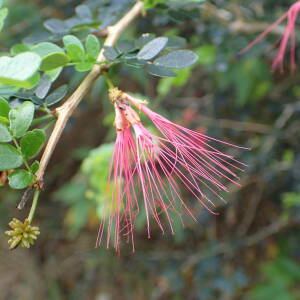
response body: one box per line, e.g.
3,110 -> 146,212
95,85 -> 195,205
0,52 -> 41,88
10,44 -> 30,55
30,161 -> 39,174
158,68 -> 191,96
0,122 -> 11,142
34,75 -> 52,99
0,85 -> 19,97
146,64 -> 176,77
137,37 -> 168,60
85,34 -> 100,60
166,37 -> 187,49
44,18 -> 68,34
8,170 -> 34,189
45,84 -> 68,106
72,21 -> 102,32
154,50 -> 198,68
0,144 -> 23,170
41,52 -> 69,71
75,4 -> 92,20
32,42 -> 69,71
0,116 -> 8,124
0,97 -> 10,118
103,46 -> 119,61
20,129 -> 46,159
63,35 -> 85,62
9,101 -> 35,138
0,7 -> 8,31
75,62 -> 94,72
135,33 -> 155,48
116,40 -> 135,53
45,67 -> 62,82
196,45 -> 216,65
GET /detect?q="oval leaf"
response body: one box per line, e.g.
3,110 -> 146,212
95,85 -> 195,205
146,64 -> 176,77
34,75 -> 52,99
20,129 -> 46,159
0,97 -> 10,118
0,144 -> 23,170
103,46 -> 119,61
45,85 -> 68,106
32,42 -> 69,71
85,34 -> 100,60
9,101 -> 35,138
137,37 -> 168,60
0,122 -> 11,142
63,35 -> 85,61
8,169 -> 34,189
75,62 -> 94,72
154,50 -> 198,69
41,52 -> 69,71
0,52 -> 41,88
44,18 -> 68,34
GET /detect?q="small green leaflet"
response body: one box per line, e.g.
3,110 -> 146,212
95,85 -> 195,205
8,169 -> 34,189
0,52 -> 41,88
0,144 -> 23,170
9,101 -> 35,138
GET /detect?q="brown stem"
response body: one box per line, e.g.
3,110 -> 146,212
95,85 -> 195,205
35,1 -> 144,182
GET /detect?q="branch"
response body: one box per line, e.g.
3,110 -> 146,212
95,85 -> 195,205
202,2 -> 285,35
35,1 -> 144,183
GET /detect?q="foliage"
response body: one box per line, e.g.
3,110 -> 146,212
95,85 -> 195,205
0,0 -> 300,299
248,257 -> 300,300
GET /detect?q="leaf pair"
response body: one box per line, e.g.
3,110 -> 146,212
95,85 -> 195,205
0,100 -> 46,189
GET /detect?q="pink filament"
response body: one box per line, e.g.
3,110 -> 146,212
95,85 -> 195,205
97,102 -> 247,252
240,2 -> 300,72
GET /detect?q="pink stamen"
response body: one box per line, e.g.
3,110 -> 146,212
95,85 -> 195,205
240,2 -> 300,72
98,95 -> 247,252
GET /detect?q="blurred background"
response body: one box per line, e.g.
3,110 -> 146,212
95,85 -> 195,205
1,0 -> 300,299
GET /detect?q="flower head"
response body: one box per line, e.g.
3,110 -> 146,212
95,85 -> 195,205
98,88 -> 247,252
5,218 -> 40,250
240,2 -> 300,72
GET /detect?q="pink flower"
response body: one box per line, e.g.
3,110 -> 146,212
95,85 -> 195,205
240,2 -> 300,72
98,89 -> 247,252
97,104 -> 138,252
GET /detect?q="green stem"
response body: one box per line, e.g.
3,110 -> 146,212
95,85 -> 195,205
28,190 -> 40,223
38,107 -> 52,114
105,75 -> 115,89
31,114 -> 55,126
42,120 -> 55,130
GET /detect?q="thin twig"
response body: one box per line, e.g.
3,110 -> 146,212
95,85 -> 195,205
35,1 -> 144,182
237,181 -> 264,236
202,2 -> 286,35
197,115 -> 271,134
181,218 -> 290,270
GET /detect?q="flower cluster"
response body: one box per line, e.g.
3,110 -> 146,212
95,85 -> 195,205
97,88 -> 246,252
5,218 -> 40,250
241,1 -> 300,72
